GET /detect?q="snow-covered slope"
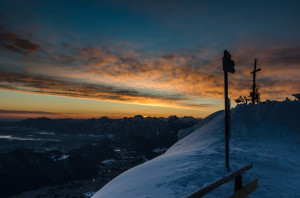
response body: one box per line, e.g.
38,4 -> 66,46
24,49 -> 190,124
92,101 -> 300,198
177,110 -> 223,140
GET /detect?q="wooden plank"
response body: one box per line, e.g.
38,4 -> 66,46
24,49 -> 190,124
228,179 -> 258,198
185,164 -> 253,198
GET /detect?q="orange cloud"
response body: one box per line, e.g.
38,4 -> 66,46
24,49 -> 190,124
0,109 -> 134,119
0,71 -> 216,110
26,47 -> 224,98
231,39 -> 300,100
1,33 -> 299,110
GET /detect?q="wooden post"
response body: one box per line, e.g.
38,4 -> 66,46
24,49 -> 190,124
223,50 -> 235,171
229,179 -> 258,198
234,175 -> 242,192
224,71 -> 230,171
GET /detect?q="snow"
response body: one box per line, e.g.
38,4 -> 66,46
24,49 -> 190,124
101,159 -> 116,164
34,131 -> 56,135
49,154 -> 70,161
152,148 -> 168,153
178,110 -> 223,140
0,135 -> 42,141
92,100 -> 300,198
57,154 -> 69,160
84,191 -> 97,198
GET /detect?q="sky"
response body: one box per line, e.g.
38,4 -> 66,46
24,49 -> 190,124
0,0 -> 299,119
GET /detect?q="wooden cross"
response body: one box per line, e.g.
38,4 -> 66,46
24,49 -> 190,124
250,59 -> 261,104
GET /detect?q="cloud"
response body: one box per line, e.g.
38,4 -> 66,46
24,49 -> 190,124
25,45 -> 223,98
0,71 -> 194,108
0,29 -> 299,109
4,41 -> 299,105
0,30 -> 41,54
0,109 -> 57,115
0,109 -> 93,119
230,41 -> 300,100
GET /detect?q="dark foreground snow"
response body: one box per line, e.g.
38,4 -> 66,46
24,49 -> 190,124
92,101 -> 300,198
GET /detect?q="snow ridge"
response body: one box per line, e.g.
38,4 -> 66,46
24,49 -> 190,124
93,100 -> 300,198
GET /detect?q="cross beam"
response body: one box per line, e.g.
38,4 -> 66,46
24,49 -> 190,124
250,68 -> 261,74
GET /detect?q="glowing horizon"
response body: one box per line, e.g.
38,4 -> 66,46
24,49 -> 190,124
0,90 -> 215,120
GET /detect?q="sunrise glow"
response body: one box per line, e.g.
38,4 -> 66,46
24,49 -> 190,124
0,1 -> 299,120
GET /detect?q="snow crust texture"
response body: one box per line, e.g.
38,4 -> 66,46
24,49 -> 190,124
92,101 -> 300,198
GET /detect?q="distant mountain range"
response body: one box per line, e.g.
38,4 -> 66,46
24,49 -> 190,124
12,115 -> 200,138
0,115 -> 201,197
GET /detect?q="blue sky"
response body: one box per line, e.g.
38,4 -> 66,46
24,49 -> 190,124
0,0 -> 299,119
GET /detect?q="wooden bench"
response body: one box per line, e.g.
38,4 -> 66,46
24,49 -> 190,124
185,164 -> 258,198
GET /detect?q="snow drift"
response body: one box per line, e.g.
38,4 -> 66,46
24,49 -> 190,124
92,100 -> 300,198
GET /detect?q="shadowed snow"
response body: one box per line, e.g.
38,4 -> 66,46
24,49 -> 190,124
93,100 -> 300,198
